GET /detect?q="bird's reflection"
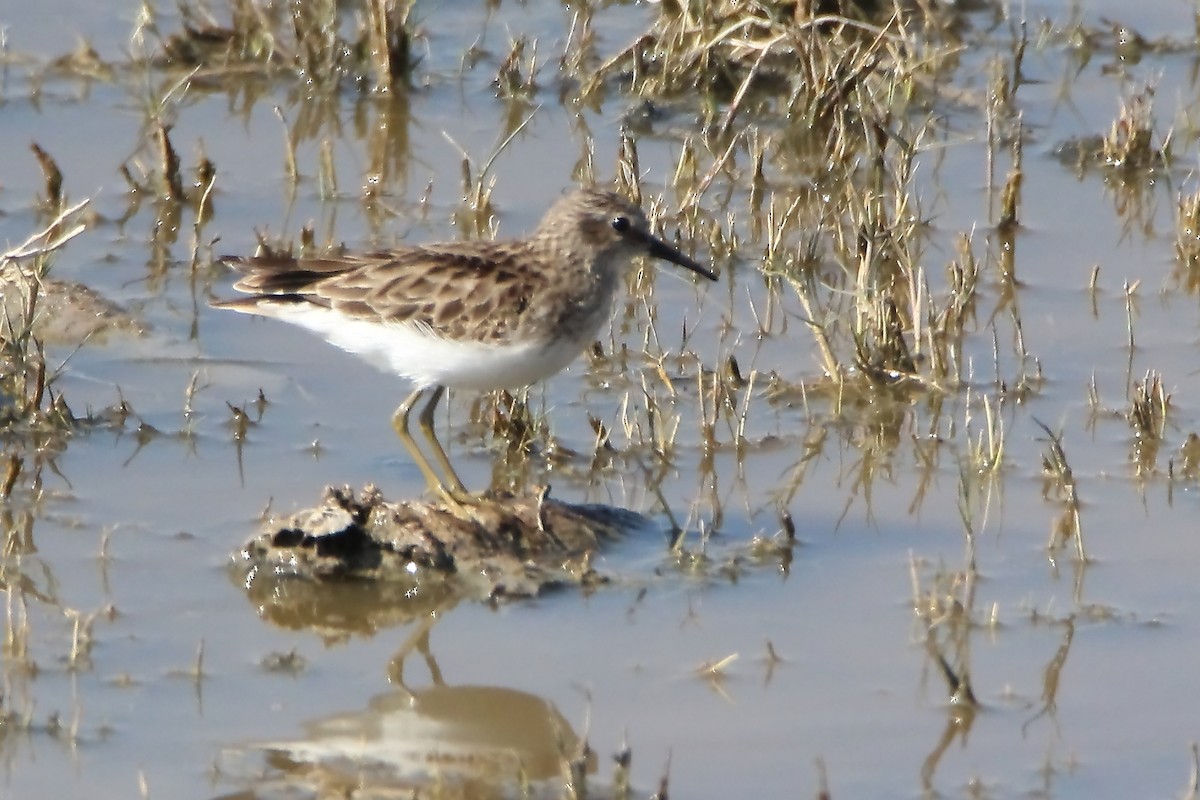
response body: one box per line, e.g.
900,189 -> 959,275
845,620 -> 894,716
218,608 -> 591,799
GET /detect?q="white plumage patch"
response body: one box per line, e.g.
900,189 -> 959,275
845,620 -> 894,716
256,303 -> 594,391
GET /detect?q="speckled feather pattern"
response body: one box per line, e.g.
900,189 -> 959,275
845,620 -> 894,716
215,189 -> 716,390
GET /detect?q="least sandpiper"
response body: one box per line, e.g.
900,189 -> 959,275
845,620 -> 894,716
216,188 -> 718,504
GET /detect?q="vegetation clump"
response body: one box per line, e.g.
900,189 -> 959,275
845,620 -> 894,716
136,0 -> 416,92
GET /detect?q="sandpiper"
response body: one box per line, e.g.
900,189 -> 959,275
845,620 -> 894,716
216,188 -> 718,505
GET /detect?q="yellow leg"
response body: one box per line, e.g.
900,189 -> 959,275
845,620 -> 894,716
415,385 -> 470,497
392,386 -> 473,507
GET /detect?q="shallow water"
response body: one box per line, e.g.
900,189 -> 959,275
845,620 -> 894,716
5,1 -> 1200,798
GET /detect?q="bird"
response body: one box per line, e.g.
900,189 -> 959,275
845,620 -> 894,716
215,188 -> 719,506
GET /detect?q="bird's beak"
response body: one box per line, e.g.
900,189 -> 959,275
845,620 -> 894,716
640,230 -> 720,282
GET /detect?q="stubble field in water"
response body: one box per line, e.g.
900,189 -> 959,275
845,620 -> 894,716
4,1 -> 1200,797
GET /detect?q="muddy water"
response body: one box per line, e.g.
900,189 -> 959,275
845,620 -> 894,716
4,1 -> 1200,798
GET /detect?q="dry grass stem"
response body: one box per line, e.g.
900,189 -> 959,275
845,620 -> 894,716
1035,420 -> 1087,563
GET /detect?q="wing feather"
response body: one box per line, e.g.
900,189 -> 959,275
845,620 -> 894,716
218,242 -> 540,342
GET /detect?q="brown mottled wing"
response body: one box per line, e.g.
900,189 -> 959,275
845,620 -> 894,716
220,254 -> 373,294
222,244 -> 538,343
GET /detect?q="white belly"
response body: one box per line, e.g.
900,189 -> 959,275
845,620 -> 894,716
265,305 -> 597,391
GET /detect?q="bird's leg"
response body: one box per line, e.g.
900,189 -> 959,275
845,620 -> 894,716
392,387 -> 471,508
415,385 -> 472,499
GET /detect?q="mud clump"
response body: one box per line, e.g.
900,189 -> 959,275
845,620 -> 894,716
233,484 -> 652,603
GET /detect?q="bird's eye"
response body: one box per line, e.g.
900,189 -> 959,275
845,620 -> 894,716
611,216 -> 631,233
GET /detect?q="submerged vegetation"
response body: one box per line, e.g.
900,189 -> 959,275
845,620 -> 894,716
0,201 -> 91,499
135,0 -> 415,92
7,0 -> 1200,796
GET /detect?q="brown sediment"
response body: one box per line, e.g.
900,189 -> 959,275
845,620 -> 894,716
233,484 -> 652,603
